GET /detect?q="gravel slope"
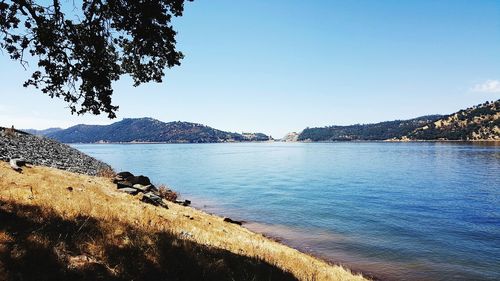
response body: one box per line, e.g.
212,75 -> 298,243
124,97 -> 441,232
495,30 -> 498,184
0,127 -> 111,175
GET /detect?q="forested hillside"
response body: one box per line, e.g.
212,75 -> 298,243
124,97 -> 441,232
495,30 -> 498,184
403,100 -> 499,141
298,115 -> 442,141
43,118 -> 271,143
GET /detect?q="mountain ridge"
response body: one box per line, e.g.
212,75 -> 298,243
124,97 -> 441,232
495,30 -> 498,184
23,127 -> 63,135
23,100 -> 500,143
35,118 -> 272,143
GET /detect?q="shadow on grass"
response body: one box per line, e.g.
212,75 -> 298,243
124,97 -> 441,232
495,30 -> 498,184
0,200 -> 297,281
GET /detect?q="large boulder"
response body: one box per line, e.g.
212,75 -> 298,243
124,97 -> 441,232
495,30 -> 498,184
114,171 -> 134,183
133,175 -> 151,186
115,172 -> 153,193
114,171 -> 151,186
116,171 -> 134,178
9,158 -> 27,172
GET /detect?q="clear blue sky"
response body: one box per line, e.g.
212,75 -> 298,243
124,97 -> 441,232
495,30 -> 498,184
1,0 -> 499,138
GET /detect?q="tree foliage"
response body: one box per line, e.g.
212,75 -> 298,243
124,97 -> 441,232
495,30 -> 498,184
0,0 -> 190,118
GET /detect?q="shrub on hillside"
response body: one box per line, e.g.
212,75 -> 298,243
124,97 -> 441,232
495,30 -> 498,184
97,167 -> 116,178
158,184 -> 178,202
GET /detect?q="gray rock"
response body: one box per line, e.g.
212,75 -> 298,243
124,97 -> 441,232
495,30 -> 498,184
133,184 -> 152,192
9,158 -> 22,171
116,181 -> 134,189
223,217 -> 243,226
175,200 -> 191,206
14,158 -> 27,166
142,192 -> 167,208
144,192 -> 161,201
119,187 -> 140,195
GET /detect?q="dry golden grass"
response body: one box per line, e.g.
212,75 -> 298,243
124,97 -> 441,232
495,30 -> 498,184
0,162 -> 368,281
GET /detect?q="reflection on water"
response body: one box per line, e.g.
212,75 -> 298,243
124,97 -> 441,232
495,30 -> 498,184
74,142 -> 500,281
467,140 -> 500,147
244,222 -> 482,281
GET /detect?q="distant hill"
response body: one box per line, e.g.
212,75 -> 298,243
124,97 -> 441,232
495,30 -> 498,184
298,115 -> 442,141
401,100 -> 499,141
281,132 -> 299,142
241,132 -> 273,141
44,118 -> 271,143
23,127 -> 63,136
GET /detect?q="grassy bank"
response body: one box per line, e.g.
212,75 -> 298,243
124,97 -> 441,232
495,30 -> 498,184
0,162 -> 367,281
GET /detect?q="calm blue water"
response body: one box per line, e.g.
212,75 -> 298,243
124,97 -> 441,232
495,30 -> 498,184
73,142 -> 500,281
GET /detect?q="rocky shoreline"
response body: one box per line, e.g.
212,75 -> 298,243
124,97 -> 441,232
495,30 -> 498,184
0,126 -> 231,219
0,126 -> 370,280
0,127 -> 111,176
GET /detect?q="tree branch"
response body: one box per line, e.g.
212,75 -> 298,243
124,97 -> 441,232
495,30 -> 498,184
14,0 -> 43,25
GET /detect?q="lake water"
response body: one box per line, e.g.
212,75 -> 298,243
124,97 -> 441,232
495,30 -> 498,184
73,142 -> 500,281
